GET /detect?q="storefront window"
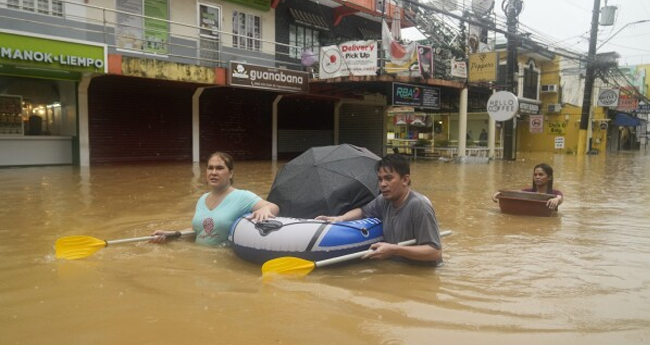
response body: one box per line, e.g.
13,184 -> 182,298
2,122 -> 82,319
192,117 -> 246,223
0,76 -> 76,136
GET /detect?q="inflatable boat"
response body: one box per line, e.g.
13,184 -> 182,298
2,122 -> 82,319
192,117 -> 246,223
229,216 -> 383,264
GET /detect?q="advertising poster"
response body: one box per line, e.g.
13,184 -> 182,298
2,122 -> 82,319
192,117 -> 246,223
115,0 -> 144,50
417,45 -> 434,79
384,41 -> 417,75
199,4 -> 221,38
144,0 -> 169,54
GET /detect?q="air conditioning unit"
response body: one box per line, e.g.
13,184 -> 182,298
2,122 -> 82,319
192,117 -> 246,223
547,103 -> 562,113
541,84 -> 558,93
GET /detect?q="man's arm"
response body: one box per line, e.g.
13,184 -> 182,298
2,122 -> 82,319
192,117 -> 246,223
362,242 -> 441,262
316,207 -> 364,222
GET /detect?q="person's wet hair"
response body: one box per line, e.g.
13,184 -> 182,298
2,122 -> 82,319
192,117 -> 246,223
531,163 -> 554,193
376,154 -> 410,185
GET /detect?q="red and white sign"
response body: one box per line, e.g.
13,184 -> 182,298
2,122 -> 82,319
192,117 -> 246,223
319,41 -> 377,79
529,114 -> 544,134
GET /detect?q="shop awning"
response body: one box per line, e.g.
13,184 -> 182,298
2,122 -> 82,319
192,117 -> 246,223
358,27 -> 380,39
289,8 -> 329,31
613,112 -> 644,127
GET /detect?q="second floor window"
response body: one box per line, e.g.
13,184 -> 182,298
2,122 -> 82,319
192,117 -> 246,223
232,11 -> 261,52
289,25 -> 320,59
522,65 -> 539,100
7,0 -> 63,16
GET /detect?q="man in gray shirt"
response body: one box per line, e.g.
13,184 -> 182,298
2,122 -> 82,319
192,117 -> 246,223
317,154 -> 441,264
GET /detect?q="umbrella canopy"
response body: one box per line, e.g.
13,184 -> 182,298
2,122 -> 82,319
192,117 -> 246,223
268,144 -> 381,219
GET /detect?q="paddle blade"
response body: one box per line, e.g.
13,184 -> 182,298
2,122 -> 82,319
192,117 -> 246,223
261,256 -> 316,279
55,236 -> 107,260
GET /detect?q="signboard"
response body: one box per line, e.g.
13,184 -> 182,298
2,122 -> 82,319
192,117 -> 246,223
468,52 -> 497,82
391,82 -> 440,109
0,31 -> 106,73
451,59 -> 467,79
548,121 -> 566,135
617,87 -> 639,112
597,88 -> 619,107
529,114 -> 543,133
229,62 -> 309,93
519,101 -> 540,115
636,102 -> 650,114
487,91 -> 518,121
554,136 -> 565,149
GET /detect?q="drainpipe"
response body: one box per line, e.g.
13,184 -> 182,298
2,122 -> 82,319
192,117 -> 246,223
192,87 -> 204,163
272,95 -> 283,161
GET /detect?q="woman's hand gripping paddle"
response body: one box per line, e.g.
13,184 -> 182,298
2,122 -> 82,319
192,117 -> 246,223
261,230 -> 452,279
55,230 -> 194,260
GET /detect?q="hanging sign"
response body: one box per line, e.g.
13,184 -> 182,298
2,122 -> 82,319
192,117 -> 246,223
554,137 -> 565,149
487,91 -> 518,121
597,88 -> 619,107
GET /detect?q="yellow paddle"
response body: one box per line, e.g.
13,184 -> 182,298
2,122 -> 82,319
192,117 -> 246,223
55,230 -> 195,260
262,230 -> 452,279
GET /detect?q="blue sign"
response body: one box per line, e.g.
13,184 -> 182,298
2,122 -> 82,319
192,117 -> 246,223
392,82 -> 440,109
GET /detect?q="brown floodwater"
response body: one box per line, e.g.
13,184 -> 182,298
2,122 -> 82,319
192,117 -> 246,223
2,152 -> 650,344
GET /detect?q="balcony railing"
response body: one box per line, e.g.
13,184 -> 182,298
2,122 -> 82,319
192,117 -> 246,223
0,0 -> 456,82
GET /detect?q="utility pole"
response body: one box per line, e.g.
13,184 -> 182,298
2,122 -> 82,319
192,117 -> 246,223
502,0 -> 523,161
578,0 -> 601,155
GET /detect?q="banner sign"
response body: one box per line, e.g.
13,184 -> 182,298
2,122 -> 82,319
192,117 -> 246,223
319,41 -> 377,79
229,62 -> 309,93
391,82 -> 440,109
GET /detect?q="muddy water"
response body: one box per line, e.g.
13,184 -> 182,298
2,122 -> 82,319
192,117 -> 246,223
2,153 -> 650,344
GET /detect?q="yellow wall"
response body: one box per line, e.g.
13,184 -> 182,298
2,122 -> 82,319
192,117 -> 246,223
515,55 -> 611,154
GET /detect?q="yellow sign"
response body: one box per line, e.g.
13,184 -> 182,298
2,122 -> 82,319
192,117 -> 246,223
468,52 -> 497,82
547,121 -> 566,135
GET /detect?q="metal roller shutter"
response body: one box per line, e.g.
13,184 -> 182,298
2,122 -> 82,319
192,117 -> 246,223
339,103 -> 384,156
88,76 -> 195,164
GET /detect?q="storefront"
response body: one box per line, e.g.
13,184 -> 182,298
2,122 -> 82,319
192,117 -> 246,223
385,82 -> 441,155
0,30 -> 106,166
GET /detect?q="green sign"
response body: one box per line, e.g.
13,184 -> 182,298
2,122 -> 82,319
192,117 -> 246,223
0,31 -> 106,74
222,0 -> 270,11
144,0 -> 169,54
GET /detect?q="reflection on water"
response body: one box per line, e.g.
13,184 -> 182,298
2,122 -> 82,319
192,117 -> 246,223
2,153 -> 650,344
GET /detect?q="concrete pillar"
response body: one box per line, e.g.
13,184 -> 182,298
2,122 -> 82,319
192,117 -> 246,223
458,87 -> 468,157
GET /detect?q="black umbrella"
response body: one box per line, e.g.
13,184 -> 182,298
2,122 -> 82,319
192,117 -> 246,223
268,144 -> 381,219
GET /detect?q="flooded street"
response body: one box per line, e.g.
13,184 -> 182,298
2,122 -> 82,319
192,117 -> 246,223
2,152 -> 650,344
